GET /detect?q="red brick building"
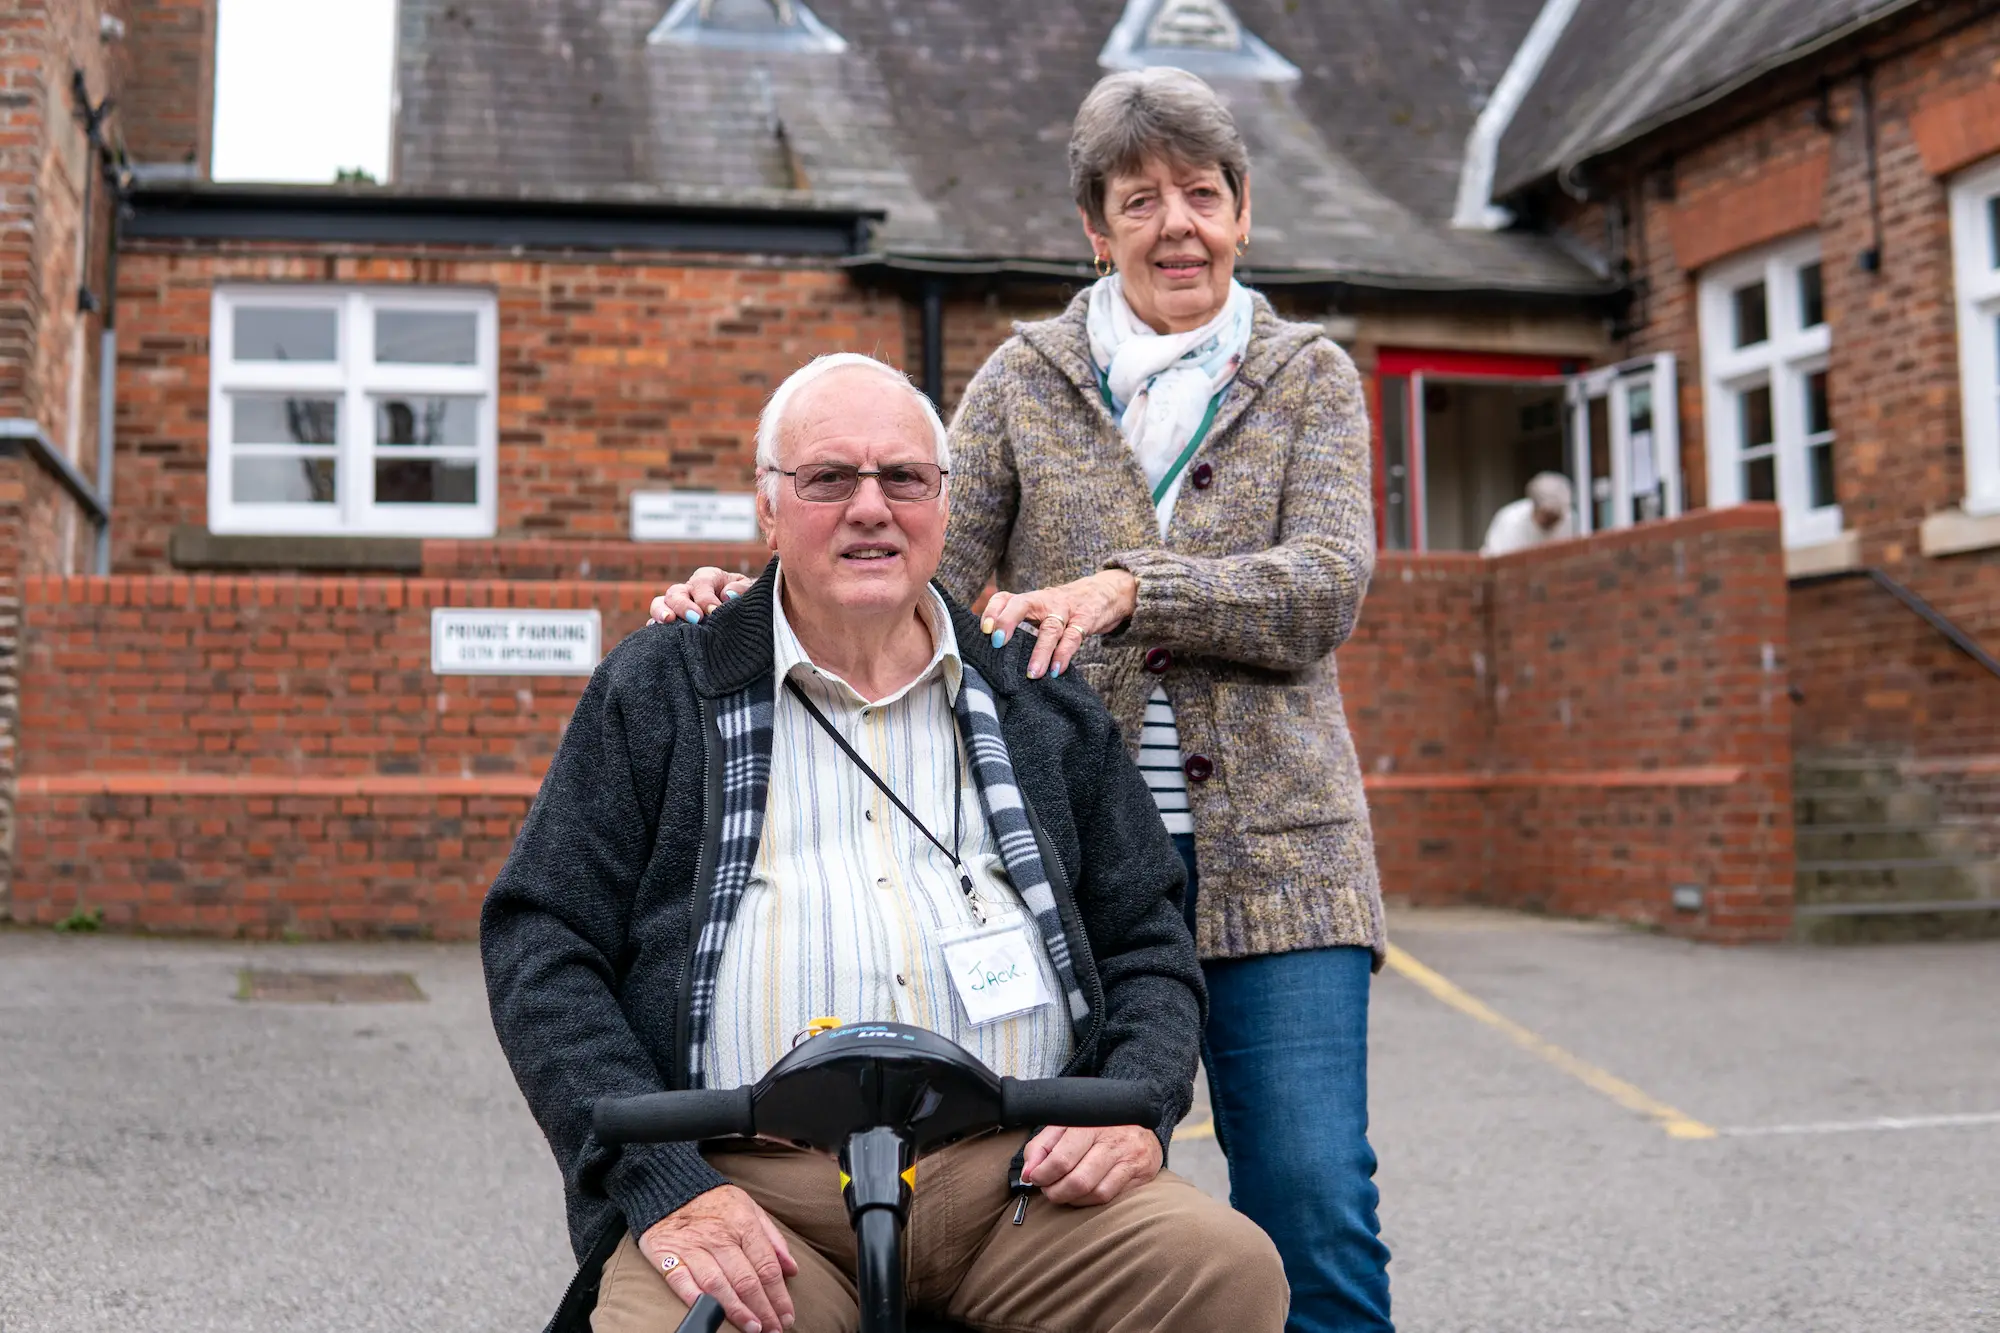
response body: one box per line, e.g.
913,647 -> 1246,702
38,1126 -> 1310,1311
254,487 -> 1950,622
5,0 -> 1992,940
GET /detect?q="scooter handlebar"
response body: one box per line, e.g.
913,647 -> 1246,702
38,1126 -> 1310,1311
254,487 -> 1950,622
998,1076 -> 1160,1130
593,1088 -> 755,1145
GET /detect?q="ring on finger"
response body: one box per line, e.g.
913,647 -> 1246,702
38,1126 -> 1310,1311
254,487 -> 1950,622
1042,613 -> 1068,629
659,1253 -> 682,1275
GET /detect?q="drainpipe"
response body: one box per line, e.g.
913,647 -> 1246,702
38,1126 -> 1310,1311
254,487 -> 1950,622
93,180 -> 122,574
1451,0 -> 1585,229
920,280 -> 945,410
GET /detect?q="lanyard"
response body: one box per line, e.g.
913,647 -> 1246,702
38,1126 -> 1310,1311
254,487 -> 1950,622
783,677 -> 988,926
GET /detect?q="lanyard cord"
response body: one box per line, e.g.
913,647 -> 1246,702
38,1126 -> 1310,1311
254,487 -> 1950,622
782,677 -> 986,925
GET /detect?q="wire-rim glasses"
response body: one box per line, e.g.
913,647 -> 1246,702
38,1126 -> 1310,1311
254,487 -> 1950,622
779,462 -> 948,503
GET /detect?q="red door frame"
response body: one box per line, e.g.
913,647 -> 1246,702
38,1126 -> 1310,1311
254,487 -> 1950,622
1370,347 -> 1585,552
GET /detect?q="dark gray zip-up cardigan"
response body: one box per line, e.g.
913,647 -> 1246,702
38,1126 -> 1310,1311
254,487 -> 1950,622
481,565 -> 1204,1320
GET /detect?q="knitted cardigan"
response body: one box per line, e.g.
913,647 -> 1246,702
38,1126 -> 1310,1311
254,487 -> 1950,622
939,288 -> 1385,964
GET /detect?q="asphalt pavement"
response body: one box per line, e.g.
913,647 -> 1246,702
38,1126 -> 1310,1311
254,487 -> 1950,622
1,911 -> 1994,1332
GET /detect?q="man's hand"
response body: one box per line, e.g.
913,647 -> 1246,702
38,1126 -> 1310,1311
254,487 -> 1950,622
1019,1124 -> 1163,1207
649,567 -> 755,624
637,1184 -> 800,1333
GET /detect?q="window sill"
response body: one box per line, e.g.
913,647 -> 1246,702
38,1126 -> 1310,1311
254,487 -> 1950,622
1783,530 -> 1861,578
170,526 -> 424,573
1919,506 -> 2000,558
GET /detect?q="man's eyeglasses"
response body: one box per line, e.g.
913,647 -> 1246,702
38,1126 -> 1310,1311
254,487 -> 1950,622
779,462 -> 947,503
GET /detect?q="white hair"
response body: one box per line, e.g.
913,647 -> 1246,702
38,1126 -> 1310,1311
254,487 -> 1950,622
1526,471 -> 1573,513
754,353 -> 951,505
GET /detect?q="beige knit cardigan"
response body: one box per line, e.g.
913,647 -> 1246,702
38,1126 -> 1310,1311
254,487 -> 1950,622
938,290 -> 1384,964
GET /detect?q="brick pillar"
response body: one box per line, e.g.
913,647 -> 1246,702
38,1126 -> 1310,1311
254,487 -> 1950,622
117,0 -> 218,172
0,457 -> 21,917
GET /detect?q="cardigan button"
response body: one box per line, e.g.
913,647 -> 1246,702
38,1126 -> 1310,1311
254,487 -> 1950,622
1184,754 -> 1214,782
1190,461 -> 1215,490
1143,647 -> 1173,675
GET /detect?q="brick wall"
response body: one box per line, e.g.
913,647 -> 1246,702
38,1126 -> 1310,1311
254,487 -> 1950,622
12,573 -> 658,935
115,0 -> 214,170
113,245 -> 907,569
1540,0 -> 2000,768
9,506 -> 1794,940
1348,506 -> 1794,940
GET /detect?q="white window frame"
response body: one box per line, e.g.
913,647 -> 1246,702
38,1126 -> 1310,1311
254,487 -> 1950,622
1698,236 -> 1838,549
1950,156 -> 2000,517
208,286 -> 499,538
1566,353 -> 1682,537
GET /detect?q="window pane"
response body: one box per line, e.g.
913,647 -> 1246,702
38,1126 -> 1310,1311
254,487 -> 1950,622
375,458 -> 478,505
1805,369 -> 1831,436
1738,384 -> 1773,448
375,310 -> 478,365
1743,454 -> 1776,502
234,455 -> 336,504
233,307 -> 337,362
232,394 -> 338,445
1809,443 -> 1836,509
1798,262 -> 1824,329
1733,281 -> 1769,347
374,396 -> 479,449
1988,195 -> 1999,270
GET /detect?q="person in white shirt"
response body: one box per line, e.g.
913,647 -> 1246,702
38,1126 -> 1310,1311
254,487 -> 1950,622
1480,471 -> 1576,555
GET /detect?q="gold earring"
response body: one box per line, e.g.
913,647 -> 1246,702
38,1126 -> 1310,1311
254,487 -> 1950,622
1094,254 -> 1113,278
1235,235 -> 1249,257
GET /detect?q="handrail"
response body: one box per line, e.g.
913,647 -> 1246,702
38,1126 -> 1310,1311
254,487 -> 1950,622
1790,566 -> 2000,682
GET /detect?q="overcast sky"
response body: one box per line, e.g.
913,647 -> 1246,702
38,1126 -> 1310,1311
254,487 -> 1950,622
209,0 -> 398,183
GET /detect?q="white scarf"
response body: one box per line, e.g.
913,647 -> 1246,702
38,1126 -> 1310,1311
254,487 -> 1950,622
1086,274 -> 1254,533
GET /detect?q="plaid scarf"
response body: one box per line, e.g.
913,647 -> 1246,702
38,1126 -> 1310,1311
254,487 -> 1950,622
683,664 -> 1090,1087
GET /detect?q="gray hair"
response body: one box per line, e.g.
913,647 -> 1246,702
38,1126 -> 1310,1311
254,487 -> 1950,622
1069,68 -> 1251,231
1526,471 -> 1574,513
754,353 -> 951,506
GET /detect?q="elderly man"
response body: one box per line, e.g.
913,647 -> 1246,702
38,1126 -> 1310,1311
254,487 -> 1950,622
483,353 -> 1285,1333
1480,471 -> 1576,556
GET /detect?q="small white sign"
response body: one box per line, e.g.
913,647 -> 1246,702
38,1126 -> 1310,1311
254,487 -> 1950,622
631,490 -> 759,542
431,609 -> 601,676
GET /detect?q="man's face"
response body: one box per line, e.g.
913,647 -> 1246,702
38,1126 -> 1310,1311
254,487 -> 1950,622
758,368 -> 948,617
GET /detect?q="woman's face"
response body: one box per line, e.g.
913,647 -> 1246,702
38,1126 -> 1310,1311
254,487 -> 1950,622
1084,154 -> 1248,335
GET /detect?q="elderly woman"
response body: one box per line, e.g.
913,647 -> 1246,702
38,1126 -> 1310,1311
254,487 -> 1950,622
651,69 -> 1391,1332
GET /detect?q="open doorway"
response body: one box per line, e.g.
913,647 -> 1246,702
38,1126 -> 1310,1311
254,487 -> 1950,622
1375,349 -> 1681,552
1417,379 -> 1567,552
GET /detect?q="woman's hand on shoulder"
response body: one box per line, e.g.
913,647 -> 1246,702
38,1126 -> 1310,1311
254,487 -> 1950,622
649,567 -> 755,625
982,570 -> 1139,680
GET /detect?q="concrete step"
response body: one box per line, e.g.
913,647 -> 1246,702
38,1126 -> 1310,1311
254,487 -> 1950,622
1794,824 -> 1942,862
1791,904 -> 2000,944
1793,858 -> 1991,906
1791,759 -> 1907,792
1793,787 -> 1940,827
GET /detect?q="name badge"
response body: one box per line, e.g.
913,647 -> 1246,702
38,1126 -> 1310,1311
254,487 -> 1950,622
939,914 -> 1055,1027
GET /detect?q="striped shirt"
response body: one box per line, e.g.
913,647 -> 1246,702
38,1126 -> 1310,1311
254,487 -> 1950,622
702,577 -> 1073,1091
1138,687 -> 1193,836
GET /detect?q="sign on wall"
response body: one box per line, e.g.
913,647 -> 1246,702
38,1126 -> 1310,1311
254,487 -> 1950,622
631,490 -> 759,542
431,609 -> 602,676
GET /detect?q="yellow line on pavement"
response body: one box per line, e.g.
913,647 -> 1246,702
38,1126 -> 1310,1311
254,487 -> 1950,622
1384,942 -> 1717,1141
1173,1116 -> 1216,1142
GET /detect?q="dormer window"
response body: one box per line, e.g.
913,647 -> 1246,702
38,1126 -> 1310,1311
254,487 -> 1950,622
1099,0 -> 1298,81
649,0 -> 847,54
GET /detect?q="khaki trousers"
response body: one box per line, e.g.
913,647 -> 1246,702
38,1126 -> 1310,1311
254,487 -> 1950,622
592,1130 -> 1287,1333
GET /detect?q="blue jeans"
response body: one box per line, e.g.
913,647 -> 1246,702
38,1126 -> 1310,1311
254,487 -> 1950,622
1175,833 -> 1393,1333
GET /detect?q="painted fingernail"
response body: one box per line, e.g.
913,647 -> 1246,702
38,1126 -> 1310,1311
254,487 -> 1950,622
991,629 -> 1006,648
725,590 -> 741,600
1051,661 -> 1064,677
980,617 -> 995,634
684,609 -> 700,625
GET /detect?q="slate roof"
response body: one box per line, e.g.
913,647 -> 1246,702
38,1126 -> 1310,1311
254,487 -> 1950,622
1495,0 -> 1918,197
393,0 -> 1609,295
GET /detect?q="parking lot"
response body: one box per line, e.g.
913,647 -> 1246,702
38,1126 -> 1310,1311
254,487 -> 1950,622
2,911 -> 1995,1332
